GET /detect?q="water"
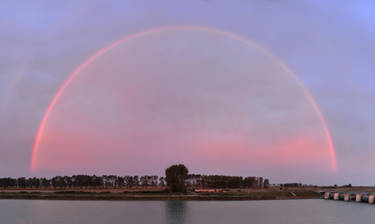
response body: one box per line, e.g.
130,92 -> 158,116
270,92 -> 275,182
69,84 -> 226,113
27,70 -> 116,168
0,199 -> 374,224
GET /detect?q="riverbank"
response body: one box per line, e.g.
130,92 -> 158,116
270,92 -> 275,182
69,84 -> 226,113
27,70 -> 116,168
0,189 -> 319,201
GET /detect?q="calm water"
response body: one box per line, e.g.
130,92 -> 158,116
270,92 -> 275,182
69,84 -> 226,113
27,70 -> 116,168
0,199 -> 374,224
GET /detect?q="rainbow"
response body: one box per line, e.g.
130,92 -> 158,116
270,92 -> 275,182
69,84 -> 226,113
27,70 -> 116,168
30,25 -> 338,172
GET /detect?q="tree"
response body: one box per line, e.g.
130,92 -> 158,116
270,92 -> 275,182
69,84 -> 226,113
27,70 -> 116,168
40,178 -> 51,188
264,179 -> 270,188
17,177 -> 27,188
243,177 -> 256,188
159,177 -> 165,187
165,164 -> 188,192
140,176 -> 149,186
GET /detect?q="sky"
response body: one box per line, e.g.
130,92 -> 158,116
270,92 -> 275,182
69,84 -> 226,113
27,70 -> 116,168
1,0 -> 375,185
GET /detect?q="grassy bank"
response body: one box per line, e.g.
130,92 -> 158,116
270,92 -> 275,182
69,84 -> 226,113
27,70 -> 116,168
0,189 -> 320,201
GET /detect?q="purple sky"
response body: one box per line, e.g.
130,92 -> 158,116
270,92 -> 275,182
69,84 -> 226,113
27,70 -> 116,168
1,0 -> 375,185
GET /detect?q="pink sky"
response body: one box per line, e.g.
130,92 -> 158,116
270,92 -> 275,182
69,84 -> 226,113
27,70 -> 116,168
33,30 -> 333,183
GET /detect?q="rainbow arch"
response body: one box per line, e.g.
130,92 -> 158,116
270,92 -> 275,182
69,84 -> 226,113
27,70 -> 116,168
30,25 -> 338,172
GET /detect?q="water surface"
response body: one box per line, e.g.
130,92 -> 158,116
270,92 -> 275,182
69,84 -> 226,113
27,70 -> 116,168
0,199 -> 373,224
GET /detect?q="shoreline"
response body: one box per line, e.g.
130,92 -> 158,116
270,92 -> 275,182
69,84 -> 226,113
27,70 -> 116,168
0,190 -> 320,201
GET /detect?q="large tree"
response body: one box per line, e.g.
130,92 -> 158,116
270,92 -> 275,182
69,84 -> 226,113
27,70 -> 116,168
165,164 -> 188,192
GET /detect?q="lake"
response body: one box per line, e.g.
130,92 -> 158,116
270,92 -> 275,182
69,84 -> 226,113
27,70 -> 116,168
0,199 -> 374,224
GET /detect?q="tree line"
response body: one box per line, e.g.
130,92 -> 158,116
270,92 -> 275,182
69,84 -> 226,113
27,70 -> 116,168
165,164 -> 269,192
186,174 -> 269,189
0,165 -> 269,190
0,175 -> 163,189
0,175 -> 269,189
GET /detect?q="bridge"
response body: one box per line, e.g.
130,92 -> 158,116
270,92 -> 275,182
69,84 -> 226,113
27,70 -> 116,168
321,191 -> 375,204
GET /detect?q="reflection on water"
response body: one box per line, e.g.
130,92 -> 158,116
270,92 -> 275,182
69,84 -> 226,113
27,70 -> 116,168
165,201 -> 187,224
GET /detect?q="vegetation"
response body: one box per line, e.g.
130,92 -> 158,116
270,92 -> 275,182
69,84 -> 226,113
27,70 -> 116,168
0,164 -> 270,191
186,175 -> 269,189
0,175 -> 161,189
280,183 -> 302,188
165,164 -> 189,192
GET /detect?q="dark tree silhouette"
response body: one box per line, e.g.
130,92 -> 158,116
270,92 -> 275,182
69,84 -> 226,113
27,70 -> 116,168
165,164 -> 188,192
264,179 -> 270,188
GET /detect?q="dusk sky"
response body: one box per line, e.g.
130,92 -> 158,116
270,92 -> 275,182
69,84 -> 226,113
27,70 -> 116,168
1,0 -> 375,185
